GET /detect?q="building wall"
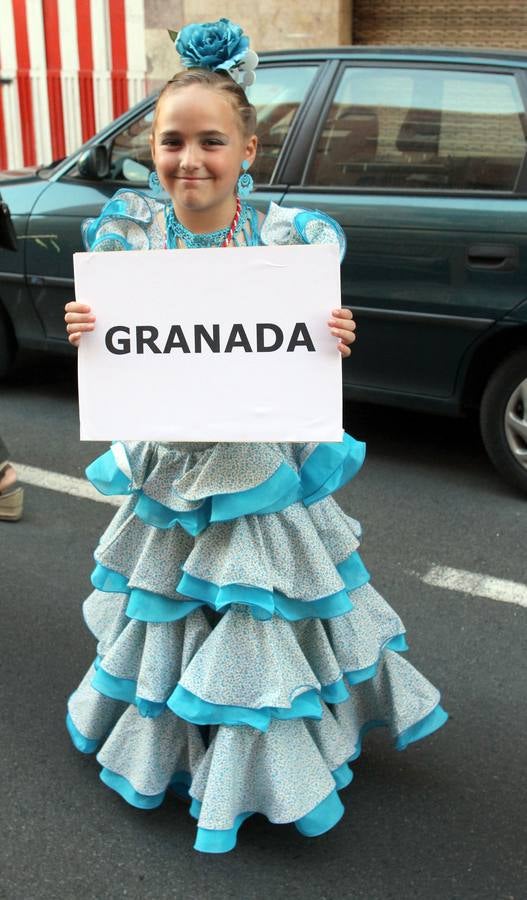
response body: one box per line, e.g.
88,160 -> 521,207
352,0 -> 527,49
144,0 -> 351,89
3,0 -> 527,171
144,1 -> 527,91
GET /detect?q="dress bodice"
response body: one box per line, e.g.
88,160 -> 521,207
81,189 -> 347,261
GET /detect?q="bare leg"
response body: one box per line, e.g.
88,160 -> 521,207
0,465 -> 16,492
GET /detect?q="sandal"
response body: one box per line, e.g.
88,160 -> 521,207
0,462 -> 23,521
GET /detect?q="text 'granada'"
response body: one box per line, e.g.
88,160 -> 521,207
105,323 -> 317,355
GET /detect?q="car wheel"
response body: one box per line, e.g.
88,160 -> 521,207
0,306 -> 16,379
480,350 -> 527,494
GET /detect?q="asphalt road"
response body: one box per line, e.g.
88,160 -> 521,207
1,351 -> 526,900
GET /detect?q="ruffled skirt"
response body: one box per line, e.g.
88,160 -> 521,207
66,436 -> 448,852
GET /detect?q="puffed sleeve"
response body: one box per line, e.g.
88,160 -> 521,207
81,188 -> 164,252
260,201 -> 347,263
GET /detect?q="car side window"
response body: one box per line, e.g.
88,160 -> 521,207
246,65 -> 318,184
109,110 -> 155,184
108,67 -> 319,187
308,67 -> 527,192
65,109 -> 155,184
67,67 -> 318,188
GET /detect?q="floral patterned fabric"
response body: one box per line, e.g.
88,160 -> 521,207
67,190 -> 448,853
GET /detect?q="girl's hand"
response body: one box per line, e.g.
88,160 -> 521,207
328,307 -> 356,357
64,301 -> 95,346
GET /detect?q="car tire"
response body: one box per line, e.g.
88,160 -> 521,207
0,305 -> 16,379
480,350 -> 527,494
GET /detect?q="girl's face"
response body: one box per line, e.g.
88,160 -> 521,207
150,84 -> 257,226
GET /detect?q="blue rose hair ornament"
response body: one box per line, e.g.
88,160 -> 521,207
168,18 -> 258,88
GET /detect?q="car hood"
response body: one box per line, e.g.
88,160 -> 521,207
0,165 -> 42,181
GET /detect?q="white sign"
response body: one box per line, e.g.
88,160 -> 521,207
74,243 -> 343,442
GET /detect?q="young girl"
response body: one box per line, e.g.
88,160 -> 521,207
64,19 -> 447,854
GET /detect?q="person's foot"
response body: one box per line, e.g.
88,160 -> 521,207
0,463 -> 23,521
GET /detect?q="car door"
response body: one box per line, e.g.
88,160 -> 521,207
244,60 -> 324,216
282,60 -> 527,408
25,62 -> 322,345
25,104 -> 159,343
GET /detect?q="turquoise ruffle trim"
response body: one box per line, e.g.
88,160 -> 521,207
345,632 -> 408,684
67,706 -> 446,853
90,546 -> 370,623
191,787 -> 345,853
167,685 -> 323,731
91,564 -> 129,594
176,549 -> 370,622
85,434 -> 366,536
134,493 -> 210,537
100,767 -> 166,809
300,437 -> 365,506
395,703 -> 449,750
127,588 -> 202,622
99,767 -> 192,810
192,809 -> 253,853
87,632 -> 409,727
86,450 -> 132,496
90,657 -> 165,718
167,634 -> 408,731
83,193 -> 154,252
294,789 -> 345,837
332,760 -> 354,790
90,563 -> 203,622
66,711 -> 100,753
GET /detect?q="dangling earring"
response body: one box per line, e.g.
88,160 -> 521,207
149,170 -> 162,194
237,160 -> 254,198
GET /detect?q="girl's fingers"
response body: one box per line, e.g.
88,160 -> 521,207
64,313 -> 95,324
328,317 -> 356,330
65,297 -> 95,347
330,327 -> 356,343
66,321 -> 94,334
328,308 -> 356,355
65,301 -> 91,313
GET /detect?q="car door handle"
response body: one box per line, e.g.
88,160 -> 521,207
466,243 -> 518,271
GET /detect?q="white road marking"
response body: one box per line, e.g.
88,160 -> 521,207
422,565 -> 527,609
14,463 -> 122,507
13,463 -> 527,610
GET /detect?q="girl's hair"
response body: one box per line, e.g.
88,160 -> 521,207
152,69 -> 257,137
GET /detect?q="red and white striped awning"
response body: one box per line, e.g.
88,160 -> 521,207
0,0 -> 147,170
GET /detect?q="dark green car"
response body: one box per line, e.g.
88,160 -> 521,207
1,47 -> 527,492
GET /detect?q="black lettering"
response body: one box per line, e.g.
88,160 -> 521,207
256,323 -> 283,352
224,323 -> 252,353
286,322 -> 315,352
136,326 -> 161,354
194,323 -> 220,353
163,325 -> 190,353
105,326 -> 130,354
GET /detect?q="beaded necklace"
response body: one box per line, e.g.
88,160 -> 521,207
164,199 -> 251,249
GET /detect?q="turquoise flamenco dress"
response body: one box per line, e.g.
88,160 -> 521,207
66,189 -> 448,853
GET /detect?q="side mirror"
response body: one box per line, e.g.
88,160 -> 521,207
78,145 -> 110,180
